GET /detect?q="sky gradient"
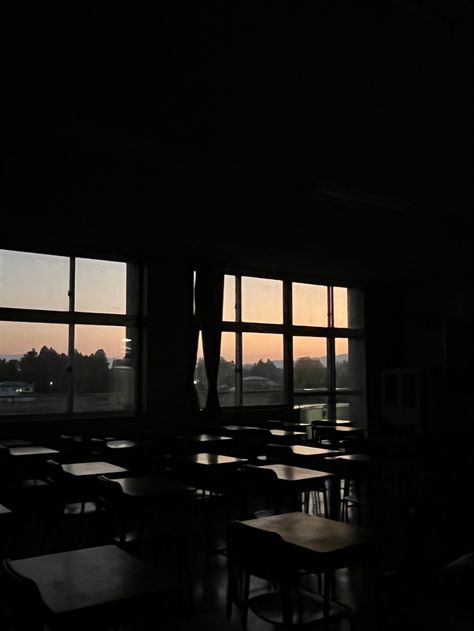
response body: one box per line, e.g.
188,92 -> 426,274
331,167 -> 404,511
0,249 -> 128,358
2,251 -> 350,363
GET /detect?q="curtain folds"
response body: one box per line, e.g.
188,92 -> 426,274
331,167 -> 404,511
195,267 -> 224,425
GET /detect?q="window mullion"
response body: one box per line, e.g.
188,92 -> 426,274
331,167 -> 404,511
235,276 -> 242,406
326,286 -> 334,420
328,285 -> 334,328
327,335 -> 336,420
283,280 -> 292,409
67,257 -> 76,415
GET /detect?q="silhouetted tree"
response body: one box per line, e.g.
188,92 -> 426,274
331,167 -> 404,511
0,358 -> 20,382
218,356 -> 236,388
19,346 -> 68,393
74,348 -> 110,393
294,356 -> 327,389
336,359 -> 349,388
5,346 -> 112,394
248,359 -> 283,384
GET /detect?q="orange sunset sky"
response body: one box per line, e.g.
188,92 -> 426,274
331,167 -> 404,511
0,250 -> 127,358
1,252 -> 349,363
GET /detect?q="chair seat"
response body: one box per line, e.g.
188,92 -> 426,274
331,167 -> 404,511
62,501 -> 101,515
249,589 -> 353,626
9,478 -> 48,489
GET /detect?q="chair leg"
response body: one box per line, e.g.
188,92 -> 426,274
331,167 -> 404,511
303,491 -> 310,513
280,585 -> 294,628
349,612 -> 357,631
241,571 -> 250,630
323,571 -> 331,631
225,564 -> 233,621
323,486 -> 328,518
225,575 -> 233,621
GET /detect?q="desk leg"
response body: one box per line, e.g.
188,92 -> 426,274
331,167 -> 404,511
328,475 -> 341,520
323,571 -> 330,630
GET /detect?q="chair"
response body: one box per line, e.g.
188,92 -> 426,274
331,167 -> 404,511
266,419 -> 285,429
236,429 -> 273,463
225,520 -> 355,630
265,443 -> 294,461
45,459 -> 100,513
96,475 -> 142,545
160,612 -> 244,630
264,446 -> 328,516
438,552 -> 474,630
1,558 -> 49,630
1,556 -> 138,631
44,459 -> 104,549
240,464 -> 283,518
1,478 -> 60,558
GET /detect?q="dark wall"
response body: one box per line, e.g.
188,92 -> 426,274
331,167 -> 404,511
1,2 -> 471,438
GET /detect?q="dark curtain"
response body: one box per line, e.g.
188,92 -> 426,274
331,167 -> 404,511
195,267 -> 224,425
184,281 -> 200,418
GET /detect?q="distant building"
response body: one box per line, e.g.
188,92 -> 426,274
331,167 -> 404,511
241,376 -> 279,390
0,381 -> 34,399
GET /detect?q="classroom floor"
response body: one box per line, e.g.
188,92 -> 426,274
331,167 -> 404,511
1,476 -> 468,630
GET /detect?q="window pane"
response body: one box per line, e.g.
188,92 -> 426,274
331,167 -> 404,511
335,338 -> 349,389
333,286 -> 348,327
222,275 -> 236,322
0,322 -> 68,415
293,337 -> 328,391
242,333 -> 284,405
219,332 -> 236,407
194,333 -> 207,409
75,258 -> 127,314
242,277 -> 282,324
0,249 -> 69,311
73,325 -> 135,413
292,283 -> 327,326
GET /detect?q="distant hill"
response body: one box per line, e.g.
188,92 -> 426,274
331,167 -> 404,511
1,354 -> 118,368
0,354 -> 23,361
300,354 -> 348,367
251,355 -> 348,369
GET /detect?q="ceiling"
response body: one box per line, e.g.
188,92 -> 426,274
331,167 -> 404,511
1,2 -> 472,260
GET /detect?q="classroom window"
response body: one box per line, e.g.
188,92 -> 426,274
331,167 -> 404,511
216,273 -> 366,425
0,248 -> 139,418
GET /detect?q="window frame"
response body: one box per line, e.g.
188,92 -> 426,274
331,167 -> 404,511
220,269 -> 366,421
0,247 -> 142,421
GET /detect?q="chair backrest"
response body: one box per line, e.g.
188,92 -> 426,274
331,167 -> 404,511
0,444 -> 11,458
266,443 -> 293,461
0,446 -> 20,484
239,464 -> 282,517
266,420 -> 284,428
45,458 -> 63,482
1,559 -> 46,630
238,428 -> 272,443
226,520 -> 298,584
241,464 -> 278,490
96,475 -> 125,502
